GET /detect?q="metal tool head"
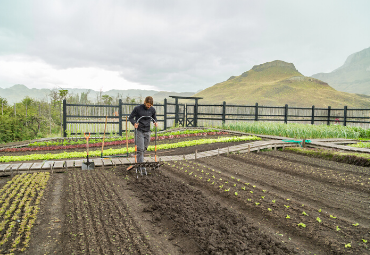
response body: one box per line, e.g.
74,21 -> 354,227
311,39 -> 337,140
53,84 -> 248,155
82,161 -> 95,170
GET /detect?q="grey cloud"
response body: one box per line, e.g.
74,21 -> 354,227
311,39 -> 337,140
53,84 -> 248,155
1,0 -> 370,92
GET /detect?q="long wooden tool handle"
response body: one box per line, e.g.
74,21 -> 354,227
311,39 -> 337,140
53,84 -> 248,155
134,128 -> 137,163
155,123 -> 157,162
101,116 -> 108,155
126,116 -> 128,157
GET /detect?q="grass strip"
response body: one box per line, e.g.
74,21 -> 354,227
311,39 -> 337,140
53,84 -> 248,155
219,122 -> 365,139
0,135 -> 261,162
285,147 -> 370,167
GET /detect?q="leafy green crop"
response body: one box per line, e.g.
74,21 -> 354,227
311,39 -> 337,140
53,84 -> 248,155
0,135 -> 260,162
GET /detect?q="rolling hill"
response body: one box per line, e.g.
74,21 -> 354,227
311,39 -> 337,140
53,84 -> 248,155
194,60 -> 370,108
311,46 -> 370,95
0,84 -> 194,105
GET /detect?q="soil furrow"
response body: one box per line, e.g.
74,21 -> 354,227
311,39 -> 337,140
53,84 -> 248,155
207,154 -> 370,226
86,170 -> 133,254
97,169 -> 153,254
75,171 -> 101,254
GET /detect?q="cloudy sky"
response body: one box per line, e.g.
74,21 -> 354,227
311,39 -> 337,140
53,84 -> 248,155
0,0 -> 369,93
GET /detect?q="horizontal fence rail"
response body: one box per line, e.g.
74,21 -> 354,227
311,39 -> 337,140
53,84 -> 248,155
63,100 -> 370,137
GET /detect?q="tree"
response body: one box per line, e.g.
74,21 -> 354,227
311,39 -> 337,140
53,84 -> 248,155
102,95 -> 113,105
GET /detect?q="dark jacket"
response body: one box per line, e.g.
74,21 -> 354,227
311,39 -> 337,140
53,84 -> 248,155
128,104 -> 157,132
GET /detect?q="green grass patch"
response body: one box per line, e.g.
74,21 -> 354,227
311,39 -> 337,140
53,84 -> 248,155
220,122 -> 367,139
284,147 -> 370,167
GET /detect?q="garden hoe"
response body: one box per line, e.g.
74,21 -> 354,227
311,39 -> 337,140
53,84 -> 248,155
82,132 -> 95,170
126,116 -> 163,178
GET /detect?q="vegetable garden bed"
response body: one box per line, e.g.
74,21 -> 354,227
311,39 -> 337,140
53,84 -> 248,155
0,133 -> 369,254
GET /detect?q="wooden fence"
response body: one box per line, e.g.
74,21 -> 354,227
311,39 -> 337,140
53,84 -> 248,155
63,100 -> 370,137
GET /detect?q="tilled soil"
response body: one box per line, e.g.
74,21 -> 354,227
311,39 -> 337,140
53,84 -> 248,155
18,143 -> 370,254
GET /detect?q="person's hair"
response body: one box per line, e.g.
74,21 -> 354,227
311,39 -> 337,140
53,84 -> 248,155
144,96 -> 153,105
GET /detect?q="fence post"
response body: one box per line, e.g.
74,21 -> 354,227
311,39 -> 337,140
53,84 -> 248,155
164,98 -> 167,130
327,106 -> 331,125
311,105 -> 315,125
118,99 -> 122,136
174,97 -> 179,126
222,101 -> 226,126
63,99 -> 67,137
284,104 -> 288,124
255,103 -> 258,121
194,98 -> 199,127
343,106 -> 347,126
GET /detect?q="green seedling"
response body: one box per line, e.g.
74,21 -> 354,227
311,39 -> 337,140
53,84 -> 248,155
302,211 -> 308,216
336,226 -> 341,231
231,176 -> 235,179
362,239 -> 367,243
272,200 -> 276,203
241,187 -> 246,190
237,179 -> 240,182
286,215 -> 290,219
330,215 -> 337,219
352,223 -> 359,226
250,191 -> 253,194
261,196 -> 265,199
225,188 -> 230,192
234,192 -> 238,196
316,217 -> 322,223
284,205 -> 289,209
255,202 -> 260,206
268,208 -> 272,212
345,243 -> 351,248
318,209 -> 322,212
247,199 -> 251,202
262,190 -> 266,192
297,223 -> 306,228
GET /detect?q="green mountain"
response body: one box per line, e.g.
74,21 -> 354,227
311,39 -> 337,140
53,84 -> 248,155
311,46 -> 370,95
194,60 -> 370,108
0,84 -> 194,104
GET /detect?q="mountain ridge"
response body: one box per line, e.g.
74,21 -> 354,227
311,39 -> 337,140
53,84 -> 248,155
311,46 -> 370,95
194,60 -> 370,108
0,85 -> 194,104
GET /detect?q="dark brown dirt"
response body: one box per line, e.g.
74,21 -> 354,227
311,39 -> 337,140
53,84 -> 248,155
5,137 -> 370,254
27,172 -> 65,254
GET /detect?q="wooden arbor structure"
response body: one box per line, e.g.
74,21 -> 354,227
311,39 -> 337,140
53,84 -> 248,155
169,96 -> 203,127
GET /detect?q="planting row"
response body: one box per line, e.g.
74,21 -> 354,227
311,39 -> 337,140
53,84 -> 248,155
65,168 -> 152,254
0,135 -> 261,162
163,153 -> 369,254
0,172 -> 50,254
1,130 -> 228,152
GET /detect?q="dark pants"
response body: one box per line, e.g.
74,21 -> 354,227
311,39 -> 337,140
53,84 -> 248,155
136,130 -> 150,163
